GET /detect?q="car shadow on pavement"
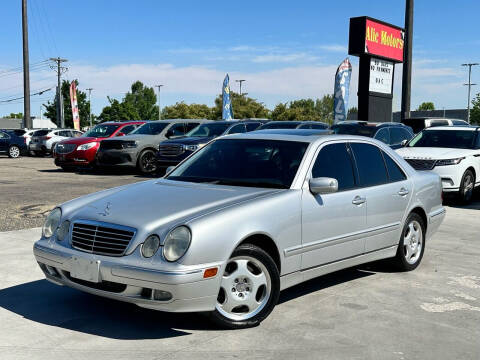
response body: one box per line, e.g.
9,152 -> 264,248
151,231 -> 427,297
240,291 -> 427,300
0,279 -> 216,339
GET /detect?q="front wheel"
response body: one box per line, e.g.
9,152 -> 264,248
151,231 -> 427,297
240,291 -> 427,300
209,244 -> 280,329
137,149 -> 158,174
458,169 -> 475,204
8,145 -> 21,158
391,213 -> 425,271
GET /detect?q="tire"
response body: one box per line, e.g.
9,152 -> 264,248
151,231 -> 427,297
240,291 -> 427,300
458,169 -> 475,204
391,212 -> 426,271
8,145 -> 21,158
50,143 -> 57,157
137,149 -> 158,174
209,244 -> 280,329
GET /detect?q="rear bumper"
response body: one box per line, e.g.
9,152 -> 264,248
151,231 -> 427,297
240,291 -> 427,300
426,207 -> 446,240
33,240 -> 221,312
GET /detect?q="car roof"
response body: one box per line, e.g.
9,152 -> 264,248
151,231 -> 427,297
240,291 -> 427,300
424,126 -> 480,131
263,121 -> 303,125
254,129 -> 332,136
334,121 -> 406,127
146,119 -> 211,123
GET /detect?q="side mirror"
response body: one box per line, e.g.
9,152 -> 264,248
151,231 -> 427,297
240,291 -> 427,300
166,166 -> 175,174
116,132 -> 125,137
309,177 -> 338,195
401,139 -> 408,147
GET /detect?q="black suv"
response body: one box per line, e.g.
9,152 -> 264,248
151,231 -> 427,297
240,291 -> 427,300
330,121 -> 414,149
157,121 -> 263,170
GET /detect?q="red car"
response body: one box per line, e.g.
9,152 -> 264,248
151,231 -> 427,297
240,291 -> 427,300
54,121 -> 146,170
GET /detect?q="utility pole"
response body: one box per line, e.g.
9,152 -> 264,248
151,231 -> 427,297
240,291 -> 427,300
462,63 -> 478,124
236,79 -> 246,95
86,88 -> 93,127
401,0 -> 414,122
155,85 -> 164,120
49,57 -> 68,127
22,0 -> 31,129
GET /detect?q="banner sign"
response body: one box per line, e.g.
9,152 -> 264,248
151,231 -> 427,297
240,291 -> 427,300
333,58 -> 352,123
222,74 -> 234,120
349,17 -> 404,63
369,58 -> 393,94
69,81 -> 80,130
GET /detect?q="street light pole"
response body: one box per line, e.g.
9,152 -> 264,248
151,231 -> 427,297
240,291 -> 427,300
462,63 -> 479,124
236,79 -> 246,95
155,85 -> 164,120
401,0 -> 414,122
22,0 -> 31,129
86,88 -> 93,127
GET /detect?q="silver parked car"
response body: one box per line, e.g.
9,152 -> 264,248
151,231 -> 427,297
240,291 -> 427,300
33,131 -> 445,328
29,128 -> 83,155
96,119 -> 210,174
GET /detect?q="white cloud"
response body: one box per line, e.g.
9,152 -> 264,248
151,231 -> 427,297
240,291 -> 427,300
317,44 -> 348,53
252,53 -> 320,63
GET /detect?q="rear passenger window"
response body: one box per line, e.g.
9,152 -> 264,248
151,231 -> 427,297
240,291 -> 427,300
350,143 -> 388,187
382,151 -> 407,182
391,128 -> 412,145
246,123 -> 261,131
228,124 -> 246,134
312,143 -> 356,191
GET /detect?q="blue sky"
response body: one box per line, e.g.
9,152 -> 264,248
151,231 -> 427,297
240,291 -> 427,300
1,0 -> 479,117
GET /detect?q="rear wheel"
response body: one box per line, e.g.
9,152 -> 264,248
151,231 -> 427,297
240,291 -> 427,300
458,169 -> 475,204
8,145 -> 21,158
391,212 -> 425,271
137,149 -> 157,174
209,244 -> 280,329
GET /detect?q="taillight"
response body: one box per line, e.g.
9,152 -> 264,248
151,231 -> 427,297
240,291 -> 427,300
43,136 -> 51,140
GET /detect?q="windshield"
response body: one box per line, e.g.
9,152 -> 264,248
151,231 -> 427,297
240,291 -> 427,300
408,129 -> 477,149
186,123 -> 231,137
132,122 -> 168,135
259,122 -> 299,130
167,139 -> 308,189
330,124 -> 377,137
83,124 -> 119,138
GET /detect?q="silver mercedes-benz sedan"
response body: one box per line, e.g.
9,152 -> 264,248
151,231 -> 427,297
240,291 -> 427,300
33,131 -> 445,328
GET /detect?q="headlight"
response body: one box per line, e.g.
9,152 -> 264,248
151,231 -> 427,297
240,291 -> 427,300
56,220 -> 70,241
77,142 -> 97,151
122,141 -> 137,149
185,145 -> 198,152
142,235 -> 160,258
163,226 -> 191,262
436,157 -> 465,166
42,208 -> 62,238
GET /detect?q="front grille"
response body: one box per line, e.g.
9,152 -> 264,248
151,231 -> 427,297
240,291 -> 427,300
100,140 -> 124,150
56,143 -> 76,154
159,144 -> 185,156
64,271 -> 127,293
405,159 -> 436,170
71,222 -> 135,256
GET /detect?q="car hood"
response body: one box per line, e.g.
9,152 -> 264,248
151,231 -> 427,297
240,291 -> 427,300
60,137 -> 102,145
65,179 -> 279,247
160,136 -> 213,145
396,147 -> 476,159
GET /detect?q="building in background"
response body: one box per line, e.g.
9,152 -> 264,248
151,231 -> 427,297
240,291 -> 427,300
0,117 -> 57,129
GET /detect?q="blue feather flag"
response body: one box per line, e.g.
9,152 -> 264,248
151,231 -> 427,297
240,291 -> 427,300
222,74 -> 234,120
333,58 -> 352,123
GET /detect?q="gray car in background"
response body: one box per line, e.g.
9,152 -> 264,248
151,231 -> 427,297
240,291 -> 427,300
34,132 -> 444,328
96,119 -> 210,174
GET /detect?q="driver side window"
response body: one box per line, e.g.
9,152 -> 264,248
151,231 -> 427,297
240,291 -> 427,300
312,143 -> 356,191
166,123 -> 186,138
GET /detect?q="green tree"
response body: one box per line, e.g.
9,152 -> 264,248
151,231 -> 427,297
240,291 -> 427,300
43,80 -> 90,128
271,95 -> 334,123
97,81 -> 159,122
6,112 -> 23,119
417,102 -> 435,111
470,93 -> 480,125
162,102 -> 213,119
211,92 -> 270,120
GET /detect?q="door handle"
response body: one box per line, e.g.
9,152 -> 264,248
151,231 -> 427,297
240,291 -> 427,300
398,188 -> 409,196
352,196 -> 366,205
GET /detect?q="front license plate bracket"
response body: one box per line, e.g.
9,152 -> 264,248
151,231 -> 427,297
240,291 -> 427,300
70,256 -> 101,283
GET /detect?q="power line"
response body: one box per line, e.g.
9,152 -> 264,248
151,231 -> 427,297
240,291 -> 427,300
0,87 -> 53,103
0,60 -> 49,76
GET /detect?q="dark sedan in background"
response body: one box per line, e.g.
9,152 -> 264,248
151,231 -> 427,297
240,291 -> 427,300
0,130 -> 28,158
330,121 -> 414,149
157,120 -> 263,171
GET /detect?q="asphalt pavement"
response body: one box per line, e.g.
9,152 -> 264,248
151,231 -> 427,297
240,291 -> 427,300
0,155 -> 479,359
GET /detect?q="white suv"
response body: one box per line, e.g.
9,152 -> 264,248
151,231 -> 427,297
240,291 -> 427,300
396,126 -> 480,203
29,128 -> 83,155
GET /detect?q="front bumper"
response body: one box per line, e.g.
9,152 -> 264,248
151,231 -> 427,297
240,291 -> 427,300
156,151 -> 192,168
430,165 -> 464,192
97,149 -> 137,167
33,239 -> 222,312
54,149 -> 98,167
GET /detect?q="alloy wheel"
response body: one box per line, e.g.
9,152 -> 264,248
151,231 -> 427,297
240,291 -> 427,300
463,173 -> 474,202
9,146 -> 20,158
403,220 -> 423,265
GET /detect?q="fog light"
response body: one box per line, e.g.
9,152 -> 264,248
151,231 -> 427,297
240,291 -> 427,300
153,290 -> 172,301
45,265 -> 60,277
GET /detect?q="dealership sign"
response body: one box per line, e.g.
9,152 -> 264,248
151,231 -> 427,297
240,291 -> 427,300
369,59 -> 393,94
349,17 -> 405,63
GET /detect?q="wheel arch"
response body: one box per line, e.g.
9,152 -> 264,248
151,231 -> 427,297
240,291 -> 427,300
409,206 -> 428,231
236,233 -> 281,273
